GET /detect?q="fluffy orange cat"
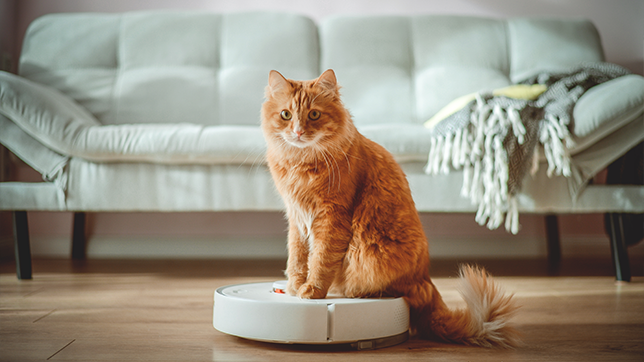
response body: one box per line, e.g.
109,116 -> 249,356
261,69 -> 520,348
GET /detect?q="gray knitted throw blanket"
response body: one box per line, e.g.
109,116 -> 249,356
425,63 -> 630,234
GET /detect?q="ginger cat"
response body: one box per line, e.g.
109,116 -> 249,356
261,69 -> 520,348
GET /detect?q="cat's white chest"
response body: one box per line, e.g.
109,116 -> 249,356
286,199 -> 316,251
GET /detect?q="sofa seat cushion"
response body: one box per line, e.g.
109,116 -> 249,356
63,124 -> 267,165
1,71 -> 267,165
4,67 -> 642,169
1,69 -> 433,165
359,124 -> 432,163
0,70 -> 429,165
0,70 -> 430,165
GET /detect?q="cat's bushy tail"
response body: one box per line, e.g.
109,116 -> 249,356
411,264 -> 521,348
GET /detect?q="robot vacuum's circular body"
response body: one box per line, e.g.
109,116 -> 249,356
213,281 -> 409,350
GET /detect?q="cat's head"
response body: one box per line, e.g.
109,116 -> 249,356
261,69 -> 353,152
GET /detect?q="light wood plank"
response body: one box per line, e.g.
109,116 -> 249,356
1,259 -> 643,361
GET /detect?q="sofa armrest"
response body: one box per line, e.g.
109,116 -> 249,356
0,71 -> 101,157
0,114 -> 69,188
572,74 -> 644,154
0,71 -> 267,166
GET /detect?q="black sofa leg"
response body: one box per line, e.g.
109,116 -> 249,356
545,214 -> 561,275
606,213 -> 631,282
71,212 -> 87,260
13,211 -> 32,280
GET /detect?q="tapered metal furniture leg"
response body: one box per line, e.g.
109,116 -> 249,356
71,212 -> 87,260
13,210 -> 32,280
606,213 -> 631,282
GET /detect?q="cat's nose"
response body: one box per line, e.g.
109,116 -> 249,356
294,130 -> 304,138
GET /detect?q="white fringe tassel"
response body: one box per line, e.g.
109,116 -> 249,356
426,97 -> 573,235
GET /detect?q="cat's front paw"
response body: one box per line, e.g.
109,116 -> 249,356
297,283 -> 327,299
286,276 -> 306,296
286,279 -> 303,295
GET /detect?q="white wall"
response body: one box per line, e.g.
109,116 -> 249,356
3,0 -> 643,260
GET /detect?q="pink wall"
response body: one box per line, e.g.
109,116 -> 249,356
2,0 -> 640,257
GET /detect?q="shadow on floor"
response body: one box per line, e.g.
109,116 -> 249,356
1,256 -> 643,279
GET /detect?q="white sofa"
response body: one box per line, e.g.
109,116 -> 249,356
1,11 -> 643,280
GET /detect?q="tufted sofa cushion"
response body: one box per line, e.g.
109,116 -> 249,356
6,11 -> 319,165
5,12 -> 642,168
321,15 -> 604,126
321,15 -> 642,162
19,11 -> 320,126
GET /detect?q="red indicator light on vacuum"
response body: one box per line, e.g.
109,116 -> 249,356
272,281 -> 287,294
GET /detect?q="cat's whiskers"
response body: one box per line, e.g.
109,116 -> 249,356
323,146 -> 343,192
313,144 -> 335,193
326,141 -> 352,175
329,149 -> 342,191
243,146 -> 267,178
325,145 -> 342,189
309,92 -> 324,108
314,149 -> 318,172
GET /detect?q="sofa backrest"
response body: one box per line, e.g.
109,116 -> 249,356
19,12 -> 604,127
321,15 -> 604,126
19,11 -> 319,126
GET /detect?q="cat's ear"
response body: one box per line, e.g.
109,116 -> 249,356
268,70 -> 290,95
315,69 -> 338,92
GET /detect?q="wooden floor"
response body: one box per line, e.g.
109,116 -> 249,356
1,257 -> 643,362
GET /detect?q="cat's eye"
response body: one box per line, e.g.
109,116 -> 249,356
280,110 -> 292,120
309,110 -> 321,120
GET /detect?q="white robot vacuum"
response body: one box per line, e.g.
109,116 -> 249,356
213,281 -> 409,350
